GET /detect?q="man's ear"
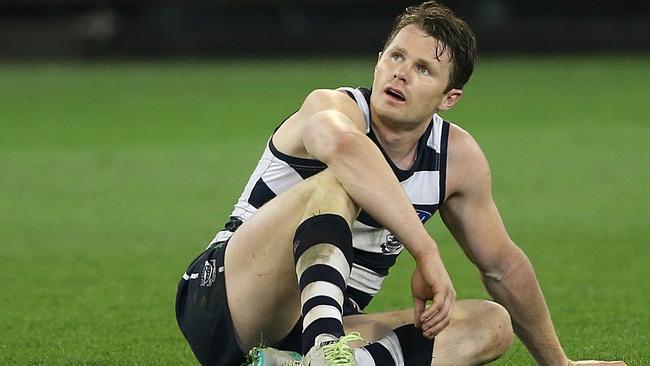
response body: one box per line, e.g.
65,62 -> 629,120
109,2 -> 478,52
374,52 -> 383,75
437,88 -> 463,111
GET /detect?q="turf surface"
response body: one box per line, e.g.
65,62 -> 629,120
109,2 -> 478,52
1,56 -> 648,365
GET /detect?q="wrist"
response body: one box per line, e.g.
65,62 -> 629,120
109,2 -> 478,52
414,249 -> 440,267
534,350 -> 569,366
407,235 -> 439,261
414,248 -> 448,285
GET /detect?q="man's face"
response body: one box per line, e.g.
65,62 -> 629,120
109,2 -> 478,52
371,24 -> 462,127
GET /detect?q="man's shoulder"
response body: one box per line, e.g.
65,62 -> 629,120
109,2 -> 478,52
295,87 -> 367,129
304,87 -> 371,104
304,88 -> 355,102
443,122 -> 491,199
273,87 -> 368,156
447,122 -> 483,160
296,88 -> 362,116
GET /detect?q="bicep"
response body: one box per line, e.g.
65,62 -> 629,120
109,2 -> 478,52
440,192 -> 514,274
440,129 -> 519,275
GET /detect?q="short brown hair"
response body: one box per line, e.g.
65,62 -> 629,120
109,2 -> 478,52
383,1 -> 477,91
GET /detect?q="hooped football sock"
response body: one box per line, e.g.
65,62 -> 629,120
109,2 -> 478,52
355,324 -> 434,366
293,214 -> 353,354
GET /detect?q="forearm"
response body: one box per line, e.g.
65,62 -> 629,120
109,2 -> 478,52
304,112 -> 437,259
325,131 -> 436,257
482,246 -> 568,366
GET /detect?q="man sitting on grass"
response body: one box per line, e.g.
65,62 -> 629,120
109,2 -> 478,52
175,2 -> 629,365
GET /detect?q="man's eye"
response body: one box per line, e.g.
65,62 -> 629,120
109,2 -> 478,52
418,66 -> 430,75
392,54 -> 404,62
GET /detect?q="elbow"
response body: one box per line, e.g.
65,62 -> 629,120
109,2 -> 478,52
327,126 -> 364,160
304,110 -> 364,163
480,244 -> 530,283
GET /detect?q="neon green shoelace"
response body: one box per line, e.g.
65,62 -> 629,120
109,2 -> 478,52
320,332 -> 364,365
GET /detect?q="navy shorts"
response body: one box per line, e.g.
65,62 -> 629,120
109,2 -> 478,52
175,241 -> 246,366
175,240 -> 363,365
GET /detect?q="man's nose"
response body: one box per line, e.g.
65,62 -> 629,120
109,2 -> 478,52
393,65 -> 408,83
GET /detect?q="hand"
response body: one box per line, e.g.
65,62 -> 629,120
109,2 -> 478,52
568,361 -> 628,366
411,260 -> 456,339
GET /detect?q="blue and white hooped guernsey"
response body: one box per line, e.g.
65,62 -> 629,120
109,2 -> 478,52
212,86 -> 450,310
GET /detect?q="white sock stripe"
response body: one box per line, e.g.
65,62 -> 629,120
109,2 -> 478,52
348,264 -> 383,294
302,304 -> 342,330
295,243 -> 351,281
377,331 -> 405,366
355,347 -> 377,366
300,281 -> 344,308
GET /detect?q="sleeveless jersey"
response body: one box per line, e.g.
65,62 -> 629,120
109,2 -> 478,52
212,87 -> 450,311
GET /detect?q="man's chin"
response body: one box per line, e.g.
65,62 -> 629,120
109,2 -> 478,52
374,110 -> 413,126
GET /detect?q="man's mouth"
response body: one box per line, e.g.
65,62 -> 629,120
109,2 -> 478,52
385,87 -> 406,102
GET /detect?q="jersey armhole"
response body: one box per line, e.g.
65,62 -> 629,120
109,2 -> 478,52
438,121 -> 451,206
336,86 -> 371,134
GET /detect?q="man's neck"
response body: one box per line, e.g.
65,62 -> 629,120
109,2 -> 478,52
371,115 -> 432,170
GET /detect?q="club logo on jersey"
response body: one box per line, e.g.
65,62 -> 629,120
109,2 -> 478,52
381,233 -> 403,253
381,210 -> 432,253
200,259 -> 217,287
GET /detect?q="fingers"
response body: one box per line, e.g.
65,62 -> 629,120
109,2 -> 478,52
413,297 -> 425,329
419,287 -> 456,338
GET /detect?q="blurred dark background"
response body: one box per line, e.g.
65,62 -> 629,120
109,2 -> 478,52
1,0 -> 648,60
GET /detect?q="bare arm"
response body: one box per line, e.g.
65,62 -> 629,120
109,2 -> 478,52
439,125 -> 625,365
273,89 -> 455,335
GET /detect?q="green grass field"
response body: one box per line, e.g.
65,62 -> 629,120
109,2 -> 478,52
1,56 -> 648,365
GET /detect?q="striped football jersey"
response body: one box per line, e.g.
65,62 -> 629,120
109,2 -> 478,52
211,87 -> 450,310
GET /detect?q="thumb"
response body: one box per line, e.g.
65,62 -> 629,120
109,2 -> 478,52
413,297 -> 426,329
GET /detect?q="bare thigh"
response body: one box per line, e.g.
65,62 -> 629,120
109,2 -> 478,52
343,300 -> 513,366
225,170 -> 357,350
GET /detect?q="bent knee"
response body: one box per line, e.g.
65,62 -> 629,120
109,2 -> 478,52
302,169 -> 358,222
475,300 -> 514,362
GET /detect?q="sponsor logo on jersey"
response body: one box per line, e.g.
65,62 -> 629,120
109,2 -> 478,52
416,209 -> 432,223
